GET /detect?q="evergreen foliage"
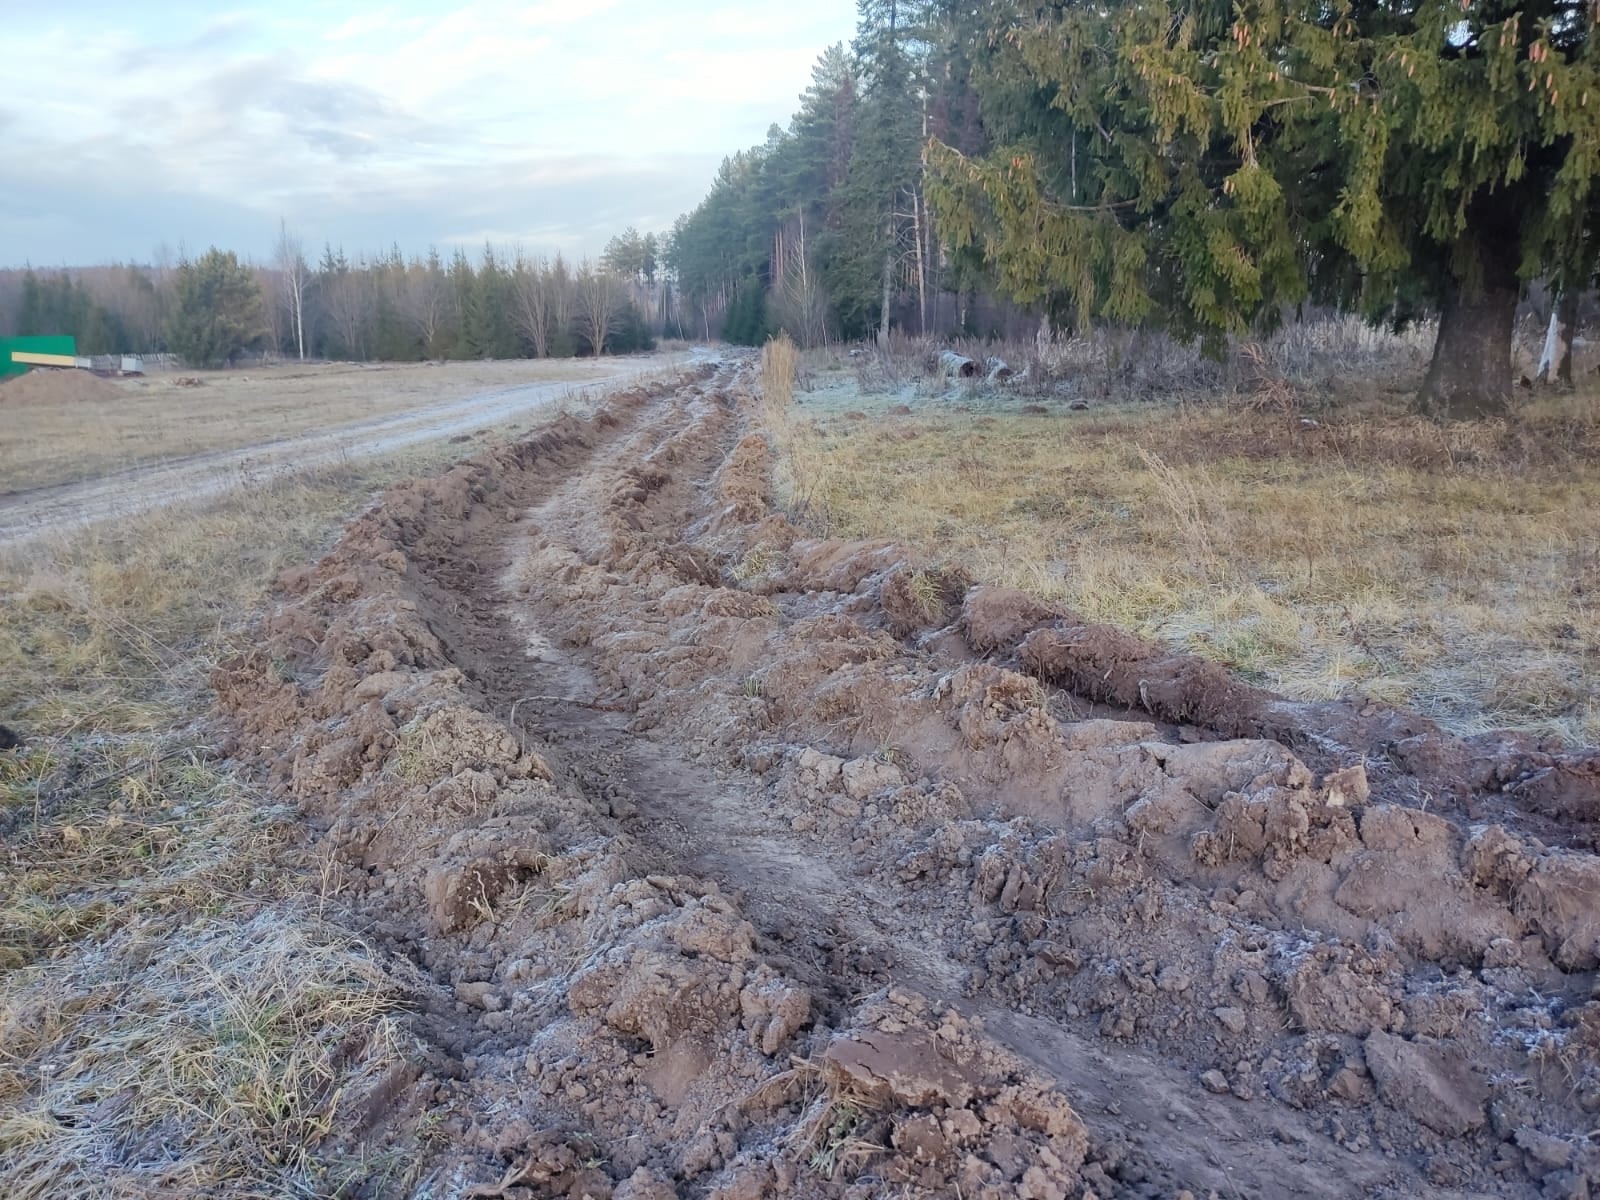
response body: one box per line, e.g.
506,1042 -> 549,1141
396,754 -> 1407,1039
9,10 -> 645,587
662,3 -> 1003,346
17,269 -> 131,355
13,0 -> 1584,409
2,245 -> 660,367
925,0 -> 1600,415
666,19 -> 934,345
603,228 -> 660,284
165,249 -> 266,368
609,303 -> 658,354
722,284 -> 773,345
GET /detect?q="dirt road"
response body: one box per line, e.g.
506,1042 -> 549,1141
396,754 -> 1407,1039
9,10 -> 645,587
0,354 -> 687,543
215,362 -> 1600,1197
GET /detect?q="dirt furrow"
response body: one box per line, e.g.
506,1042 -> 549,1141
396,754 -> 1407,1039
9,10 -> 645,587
477,364 -> 1438,1197
216,363 -> 1600,1199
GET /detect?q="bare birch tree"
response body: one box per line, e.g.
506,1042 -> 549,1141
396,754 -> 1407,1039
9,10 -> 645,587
510,251 -> 554,358
274,220 -> 309,361
319,247 -> 369,360
574,260 -> 623,357
773,212 -> 829,349
399,250 -> 448,354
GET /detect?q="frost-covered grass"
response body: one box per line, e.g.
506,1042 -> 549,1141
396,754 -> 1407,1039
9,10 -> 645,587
765,348 -> 1600,746
0,434 -> 524,1197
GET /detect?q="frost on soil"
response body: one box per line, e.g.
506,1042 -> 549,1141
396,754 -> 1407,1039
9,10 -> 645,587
215,363 -> 1600,1198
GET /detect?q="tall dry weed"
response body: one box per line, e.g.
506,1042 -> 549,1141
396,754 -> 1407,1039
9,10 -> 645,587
1137,448 -> 1219,574
759,335 -> 840,532
1236,343 -> 1300,414
760,333 -> 799,414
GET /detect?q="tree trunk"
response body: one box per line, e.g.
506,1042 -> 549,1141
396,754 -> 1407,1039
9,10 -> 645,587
913,187 -> 927,338
1557,287 -> 1579,386
1417,253 -> 1518,419
939,350 -> 979,377
878,230 -> 893,349
917,103 -> 930,338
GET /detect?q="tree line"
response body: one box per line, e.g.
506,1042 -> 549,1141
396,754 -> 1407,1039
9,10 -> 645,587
668,0 -> 1600,416
263,234 -> 658,365
665,9 -> 985,349
0,232 -> 663,369
4,0 -> 1593,411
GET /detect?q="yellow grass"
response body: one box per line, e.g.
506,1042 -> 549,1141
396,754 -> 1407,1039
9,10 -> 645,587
0,417 -> 571,1196
762,334 -> 845,528
768,364 -> 1600,745
0,362 -> 694,1197
0,714 -> 418,1198
0,356 -> 630,493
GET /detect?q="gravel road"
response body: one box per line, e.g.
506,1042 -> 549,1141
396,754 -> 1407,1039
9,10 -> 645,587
0,355 -> 685,543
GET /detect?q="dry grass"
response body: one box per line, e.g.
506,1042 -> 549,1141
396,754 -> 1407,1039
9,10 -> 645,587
815,314 -> 1447,407
0,415 -> 568,732
762,334 -> 845,528
0,365 -> 705,1197
0,356 -> 638,493
769,356 -> 1600,745
4,467 -> 396,731
0,423 -> 557,1196
0,740 -> 416,1198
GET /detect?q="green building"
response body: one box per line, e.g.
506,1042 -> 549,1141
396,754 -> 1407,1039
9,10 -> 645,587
0,335 -> 78,378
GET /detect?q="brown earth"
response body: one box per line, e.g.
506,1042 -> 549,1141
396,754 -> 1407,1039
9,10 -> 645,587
214,360 -> 1600,1198
0,368 -> 124,405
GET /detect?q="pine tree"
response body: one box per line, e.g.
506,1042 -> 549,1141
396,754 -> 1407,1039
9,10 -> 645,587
466,245 -> 518,359
446,249 -> 477,359
165,249 -> 266,368
838,1 -> 928,342
17,269 -> 42,335
722,283 -> 773,346
928,0 -> 1600,417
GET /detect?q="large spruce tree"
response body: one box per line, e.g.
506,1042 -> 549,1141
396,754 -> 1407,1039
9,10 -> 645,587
165,249 -> 265,369
927,0 -> 1600,416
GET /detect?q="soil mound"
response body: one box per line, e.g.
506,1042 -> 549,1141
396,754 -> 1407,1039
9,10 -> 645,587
215,359 -> 1600,1197
0,369 -> 125,406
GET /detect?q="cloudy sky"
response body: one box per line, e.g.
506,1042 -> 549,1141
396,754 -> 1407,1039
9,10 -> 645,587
0,1 -> 860,267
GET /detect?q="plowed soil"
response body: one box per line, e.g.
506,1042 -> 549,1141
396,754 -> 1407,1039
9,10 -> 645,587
216,360 -> 1600,1198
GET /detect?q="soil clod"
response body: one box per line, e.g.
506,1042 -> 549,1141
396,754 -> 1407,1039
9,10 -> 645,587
214,359 -> 1600,1197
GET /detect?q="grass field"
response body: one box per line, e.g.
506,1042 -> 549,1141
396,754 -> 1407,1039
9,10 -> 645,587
0,392 -> 616,1196
763,336 -> 1600,746
0,357 -> 625,493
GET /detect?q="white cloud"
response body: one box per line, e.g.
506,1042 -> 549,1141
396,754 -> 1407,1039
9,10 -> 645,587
324,9 -> 412,41
0,0 -> 859,265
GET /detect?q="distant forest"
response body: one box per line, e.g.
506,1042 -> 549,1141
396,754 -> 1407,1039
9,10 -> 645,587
0,241 -> 663,367
0,3 -> 1039,366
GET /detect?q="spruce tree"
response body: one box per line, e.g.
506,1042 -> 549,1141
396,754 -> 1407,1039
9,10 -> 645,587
165,249 -> 265,368
927,0 -> 1600,417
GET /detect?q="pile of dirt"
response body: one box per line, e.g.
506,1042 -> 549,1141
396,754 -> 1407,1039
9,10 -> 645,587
214,358 -> 1600,1198
0,369 -> 125,406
